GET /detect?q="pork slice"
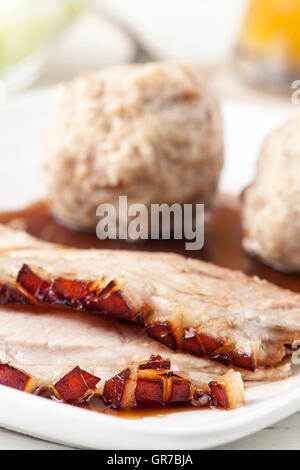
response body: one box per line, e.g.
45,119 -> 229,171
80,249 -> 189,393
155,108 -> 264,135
0,305 -> 290,392
0,224 -> 300,371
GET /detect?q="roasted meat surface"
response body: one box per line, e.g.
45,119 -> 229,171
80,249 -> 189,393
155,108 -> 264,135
102,355 -> 244,410
0,224 -> 300,373
0,355 -> 244,410
0,303 -> 286,390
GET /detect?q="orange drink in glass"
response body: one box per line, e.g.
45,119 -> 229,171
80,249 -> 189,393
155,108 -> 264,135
237,0 -> 300,89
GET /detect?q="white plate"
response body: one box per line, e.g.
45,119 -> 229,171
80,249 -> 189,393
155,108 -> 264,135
0,87 -> 297,450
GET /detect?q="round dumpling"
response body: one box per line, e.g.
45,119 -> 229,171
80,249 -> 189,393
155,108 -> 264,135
42,63 -> 223,232
243,113 -> 300,271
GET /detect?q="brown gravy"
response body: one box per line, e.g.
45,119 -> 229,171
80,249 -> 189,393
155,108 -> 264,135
1,194 -> 300,293
82,395 -> 198,420
35,387 -> 200,419
2,194 -> 300,419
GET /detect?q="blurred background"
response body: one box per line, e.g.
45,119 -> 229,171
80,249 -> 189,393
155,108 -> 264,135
1,0 -> 300,106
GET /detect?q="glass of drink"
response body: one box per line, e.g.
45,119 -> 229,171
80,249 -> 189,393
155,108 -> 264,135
236,0 -> 300,91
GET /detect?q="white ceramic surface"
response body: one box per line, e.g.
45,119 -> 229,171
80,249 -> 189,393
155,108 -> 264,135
0,87 -> 297,450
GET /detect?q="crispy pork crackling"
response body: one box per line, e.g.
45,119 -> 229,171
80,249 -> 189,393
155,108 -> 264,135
0,301 -> 289,390
0,353 -> 245,410
0,224 -> 299,374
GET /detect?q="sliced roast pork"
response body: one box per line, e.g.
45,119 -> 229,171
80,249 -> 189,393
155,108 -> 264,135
0,305 -> 248,409
0,304 -> 286,389
0,224 -> 300,373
